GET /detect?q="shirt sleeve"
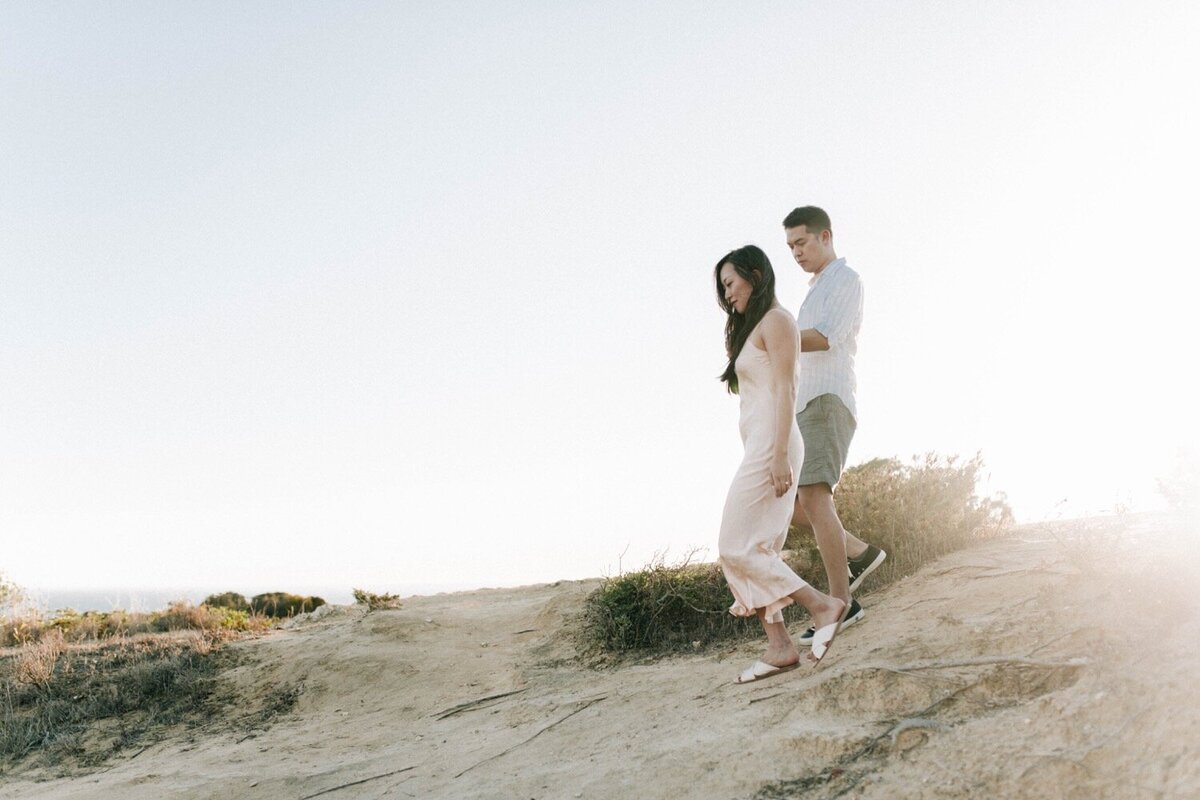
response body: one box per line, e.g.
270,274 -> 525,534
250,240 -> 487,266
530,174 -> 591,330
811,272 -> 863,349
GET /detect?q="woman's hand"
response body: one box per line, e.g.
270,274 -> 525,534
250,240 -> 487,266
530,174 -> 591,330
770,453 -> 793,498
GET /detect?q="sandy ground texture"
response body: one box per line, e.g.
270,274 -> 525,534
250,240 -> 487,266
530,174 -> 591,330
2,511 -> 1198,800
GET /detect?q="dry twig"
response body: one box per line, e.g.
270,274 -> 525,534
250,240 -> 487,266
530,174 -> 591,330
299,766 -> 416,799
432,689 -> 527,720
748,691 -> 788,705
898,596 -> 951,612
454,695 -> 607,778
891,656 -> 1087,671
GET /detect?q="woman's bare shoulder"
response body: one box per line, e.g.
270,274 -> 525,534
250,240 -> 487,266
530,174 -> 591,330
761,306 -> 798,332
757,307 -> 799,354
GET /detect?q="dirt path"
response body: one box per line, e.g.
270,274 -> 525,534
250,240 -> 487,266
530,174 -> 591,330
3,511 -> 1197,799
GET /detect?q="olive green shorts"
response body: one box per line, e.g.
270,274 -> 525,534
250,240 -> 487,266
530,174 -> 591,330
796,394 -> 857,488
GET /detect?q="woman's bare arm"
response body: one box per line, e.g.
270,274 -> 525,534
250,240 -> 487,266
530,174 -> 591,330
759,308 -> 800,497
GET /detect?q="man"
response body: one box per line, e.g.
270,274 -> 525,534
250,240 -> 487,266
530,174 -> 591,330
782,206 -> 887,645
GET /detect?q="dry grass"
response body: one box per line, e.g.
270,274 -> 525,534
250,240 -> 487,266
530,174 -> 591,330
0,627 -> 307,773
802,452 -> 1013,589
0,600 -> 276,771
11,629 -> 67,688
1,602 -> 274,649
0,590 -> 314,771
0,632 -> 224,769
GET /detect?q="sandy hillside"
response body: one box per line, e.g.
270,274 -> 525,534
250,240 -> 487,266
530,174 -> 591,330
2,511 -> 1198,800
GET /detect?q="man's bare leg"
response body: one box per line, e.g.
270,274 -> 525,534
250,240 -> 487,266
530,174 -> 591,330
792,487 -> 869,561
796,483 -> 852,604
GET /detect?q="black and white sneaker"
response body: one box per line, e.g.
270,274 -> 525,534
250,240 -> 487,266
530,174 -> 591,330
798,598 -> 864,645
848,544 -> 887,592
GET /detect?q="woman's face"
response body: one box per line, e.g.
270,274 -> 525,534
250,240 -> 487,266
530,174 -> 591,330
719,262 -> 754,314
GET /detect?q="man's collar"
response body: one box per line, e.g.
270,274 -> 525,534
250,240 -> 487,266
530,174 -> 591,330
808,257 -> 846,285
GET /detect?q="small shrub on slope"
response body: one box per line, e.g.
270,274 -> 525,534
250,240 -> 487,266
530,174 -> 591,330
586,452 -> 1010,654
820,452 -> 1012,587
352,588 -> 403,610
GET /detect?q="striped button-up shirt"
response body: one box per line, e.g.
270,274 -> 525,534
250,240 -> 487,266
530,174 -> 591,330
795,257 -> 864,420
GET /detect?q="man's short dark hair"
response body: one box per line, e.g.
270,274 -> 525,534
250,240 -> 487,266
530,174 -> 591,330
782,206 -> 832,234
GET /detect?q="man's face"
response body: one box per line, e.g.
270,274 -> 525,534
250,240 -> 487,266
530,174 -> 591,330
785,225 -> 834,275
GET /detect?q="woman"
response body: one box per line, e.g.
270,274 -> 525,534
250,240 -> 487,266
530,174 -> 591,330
715,245 -> 848,683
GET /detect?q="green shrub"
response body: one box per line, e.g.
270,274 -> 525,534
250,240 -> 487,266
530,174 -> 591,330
352,588 -> 402,610
208,607 -> 255,631
153,601 -> 230,633
584,550 -> 820,654
250,593 -> 325,618
586,452 -> 1010,654
202,592 -> 250,612
48,609 -> 127,640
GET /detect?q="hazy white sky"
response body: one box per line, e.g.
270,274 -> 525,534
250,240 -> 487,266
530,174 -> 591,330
3,1 -> 1198,598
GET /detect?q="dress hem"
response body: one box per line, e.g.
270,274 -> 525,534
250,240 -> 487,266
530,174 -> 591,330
727,577 -> 807,625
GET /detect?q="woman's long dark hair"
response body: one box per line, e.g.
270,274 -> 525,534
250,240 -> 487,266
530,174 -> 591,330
715,244 -> 777,393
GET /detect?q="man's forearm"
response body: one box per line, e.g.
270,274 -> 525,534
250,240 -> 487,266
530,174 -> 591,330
800,328 -> 830,352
